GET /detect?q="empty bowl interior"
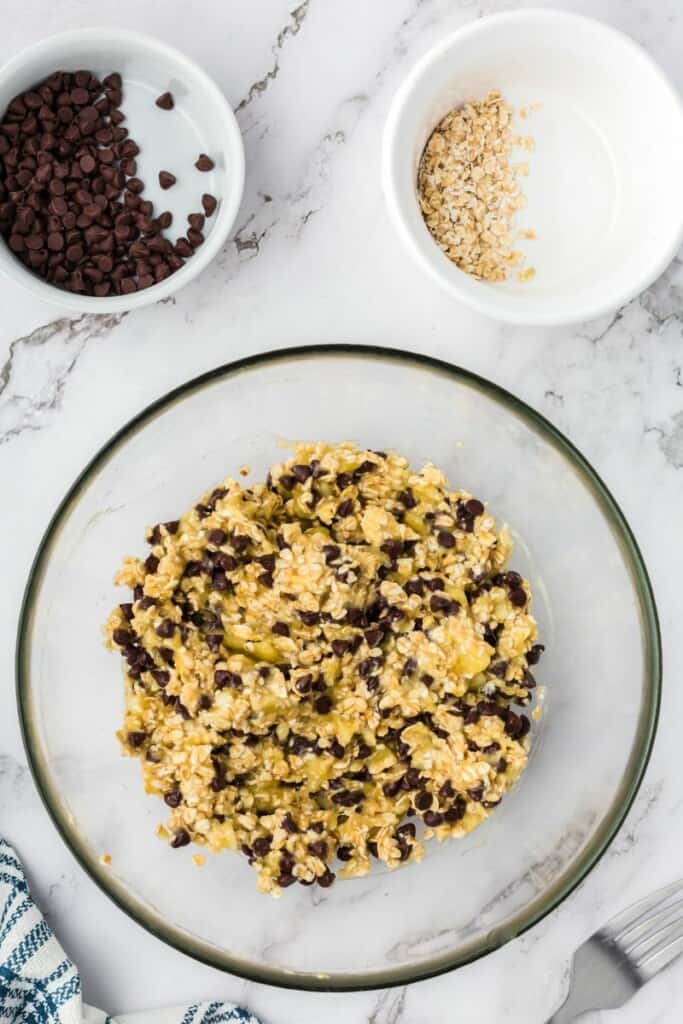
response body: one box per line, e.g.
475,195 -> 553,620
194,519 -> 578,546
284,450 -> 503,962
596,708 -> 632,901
384,12 -> 683,323
17,349 -> 659,989
0,29 -> 244,311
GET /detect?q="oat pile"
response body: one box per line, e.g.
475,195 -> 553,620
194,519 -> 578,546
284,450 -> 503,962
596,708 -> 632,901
417,91 -> 535,282
105,443 -> 544,895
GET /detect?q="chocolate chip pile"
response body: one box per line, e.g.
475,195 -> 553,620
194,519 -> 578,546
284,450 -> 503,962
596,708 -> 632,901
0,70 -> 218,297
105,443 -> 544,895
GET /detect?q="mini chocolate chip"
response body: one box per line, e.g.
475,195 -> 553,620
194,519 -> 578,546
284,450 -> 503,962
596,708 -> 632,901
396,822 -> 416,840
291,463 -> 312,482
317,867 -> 336,887
509,587 -> 527,607
380,539 -> 405,560
156,647 -> 173,666
344,609 -> 365,629
466,498 -> 484,516
521,669 -> 537,689
127,731 -> 146,748
397,488 -> 417,508
315,694 -> 333,714
415,790 -> 433,811
156,618 -> 175,639
423,578 -> 443,593
113,628 -> 135,646
280,850 -> 295,873
299,610 -> 320,626
202,193 -> 217,216
272,621 -> 290,637
504,711 -> 523,738
337,844 -> 353,861
195,153 -> 214,171
437,530 -> 455,549
358,657 -> 382,678
258,571 -> 274,588
423,810 -> 443,827
174,237 -> 193,257
164,788 -> 182,807
208,552 -> 232,574
323,544 -> 341,564
308,839 -> 328,859
155,91 -> 174,110
336,499 -> 353,517
331,789 -> 364,807
295,673 -> 313,694
253,836 -> 272,857
278,473 -> 297,491
282,812 -> 299,834
444,796 -> 467,822
208,528 -> 227,546
527,643 -> 545,665
258,553 -> 276,572
501,570 -> 523,587
401,768 -> 421,790
215,669 -> 242,689
158,170 -> 176,189
467,782 -> 485,802
171,828 -> 191,848
212,571 -> 229,591
364,628 -> 383,647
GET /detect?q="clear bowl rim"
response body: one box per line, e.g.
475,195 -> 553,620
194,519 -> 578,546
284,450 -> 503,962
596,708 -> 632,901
15,344 -> 662,991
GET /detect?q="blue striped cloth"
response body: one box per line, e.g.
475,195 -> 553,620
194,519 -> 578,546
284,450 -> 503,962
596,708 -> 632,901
0,840 -> 261,1024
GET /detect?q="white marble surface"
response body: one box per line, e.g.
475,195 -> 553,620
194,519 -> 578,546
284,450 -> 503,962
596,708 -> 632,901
1,1 -> 682,1021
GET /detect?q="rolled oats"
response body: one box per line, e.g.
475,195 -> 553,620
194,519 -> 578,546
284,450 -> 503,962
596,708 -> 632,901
417,91 -> 535,282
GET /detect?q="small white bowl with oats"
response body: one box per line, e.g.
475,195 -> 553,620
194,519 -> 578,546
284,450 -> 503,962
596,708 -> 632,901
382,10 -> 683,326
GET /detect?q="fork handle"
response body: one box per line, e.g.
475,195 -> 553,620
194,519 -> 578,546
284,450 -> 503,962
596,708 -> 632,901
546,996 -> 578,1024
546,984 -> 595,1023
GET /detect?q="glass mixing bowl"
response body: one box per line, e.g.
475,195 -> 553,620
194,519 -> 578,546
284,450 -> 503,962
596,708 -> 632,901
16,347 -> 660,990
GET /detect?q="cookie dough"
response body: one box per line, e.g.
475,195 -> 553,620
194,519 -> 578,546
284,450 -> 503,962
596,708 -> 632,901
105,443 -> 544,894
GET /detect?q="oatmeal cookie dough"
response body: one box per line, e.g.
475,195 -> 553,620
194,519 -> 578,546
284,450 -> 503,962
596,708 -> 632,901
105,443 -> 544,895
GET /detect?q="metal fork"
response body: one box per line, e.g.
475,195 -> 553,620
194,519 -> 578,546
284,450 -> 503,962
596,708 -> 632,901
548,879 -> 683,1022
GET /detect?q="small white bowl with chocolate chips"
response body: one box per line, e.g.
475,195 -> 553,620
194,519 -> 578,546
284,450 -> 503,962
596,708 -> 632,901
383,9 -> 683,326
0,28 -> 245,311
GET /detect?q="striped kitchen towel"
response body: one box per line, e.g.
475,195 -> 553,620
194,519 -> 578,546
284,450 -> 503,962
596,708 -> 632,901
0,839 -> 261,1024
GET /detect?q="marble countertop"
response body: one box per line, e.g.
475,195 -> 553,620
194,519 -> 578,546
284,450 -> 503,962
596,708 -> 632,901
2,1 -> 682,1021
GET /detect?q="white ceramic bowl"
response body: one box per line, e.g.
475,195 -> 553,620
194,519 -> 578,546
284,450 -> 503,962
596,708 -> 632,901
0,28 -> 245,313
382,10 -> 683,326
